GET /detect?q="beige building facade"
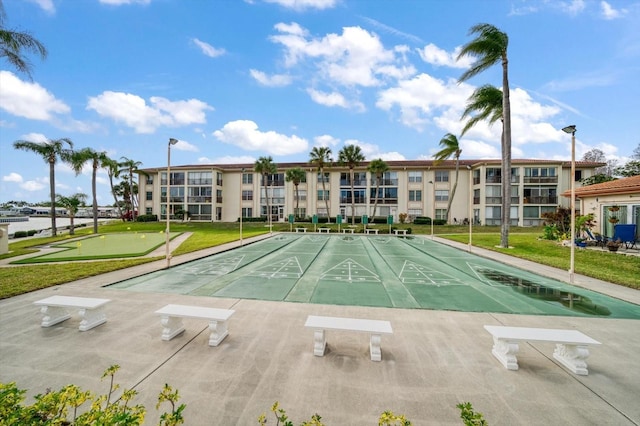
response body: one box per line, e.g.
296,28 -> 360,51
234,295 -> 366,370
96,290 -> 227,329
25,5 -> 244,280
137,159 -> 603,227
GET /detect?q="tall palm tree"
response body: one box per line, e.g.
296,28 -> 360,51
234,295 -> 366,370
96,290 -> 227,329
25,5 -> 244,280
309,146 -> 333,222
367,158 -> 389,218
458,23 -> 512,248
118,157 -> 143,221
101,156 -> 124,219
13,138 -> 74,236
337,144 -> 365,224
70,148 -> 110,233
433,134 -> 462,223
56,193 -> 87,235
460,84 -> 503,136
0,0 -> 47,79
254,156 -> 277,224
285,167 -> 306,219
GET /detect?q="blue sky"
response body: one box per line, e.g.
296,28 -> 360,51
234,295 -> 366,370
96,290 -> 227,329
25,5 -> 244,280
1,0 -> 639,205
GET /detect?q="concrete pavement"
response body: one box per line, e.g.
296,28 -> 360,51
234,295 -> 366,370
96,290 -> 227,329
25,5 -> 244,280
1,234 -> 639,425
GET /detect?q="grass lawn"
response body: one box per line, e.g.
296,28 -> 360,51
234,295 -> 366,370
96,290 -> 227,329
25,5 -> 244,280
1,221 -> 638,300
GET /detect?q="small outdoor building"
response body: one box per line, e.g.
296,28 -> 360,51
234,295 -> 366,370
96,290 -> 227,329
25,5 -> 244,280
563,175 -> 640,238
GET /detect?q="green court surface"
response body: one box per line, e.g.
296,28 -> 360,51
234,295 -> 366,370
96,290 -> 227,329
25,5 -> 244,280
13,232 -> 179,263
109,234 -> 640,319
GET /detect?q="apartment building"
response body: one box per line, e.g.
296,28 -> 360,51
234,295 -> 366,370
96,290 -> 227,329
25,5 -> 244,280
137,159 -> 602,226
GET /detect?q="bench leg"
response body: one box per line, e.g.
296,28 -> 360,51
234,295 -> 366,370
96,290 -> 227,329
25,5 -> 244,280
39,305 -> 71,328
491,338 -> 519,370
370,334 -> 382,362
208,320 -> 229,346
312,329 -> 326,356
160,315 -> 185,341
78,307 -> 107,331
553,344 -> 591,375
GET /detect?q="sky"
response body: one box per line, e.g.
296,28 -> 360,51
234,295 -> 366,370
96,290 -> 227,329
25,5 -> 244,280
1,0 -> 639,205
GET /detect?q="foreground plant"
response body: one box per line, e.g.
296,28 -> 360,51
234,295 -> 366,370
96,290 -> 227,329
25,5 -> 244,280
0,365 -> 184,425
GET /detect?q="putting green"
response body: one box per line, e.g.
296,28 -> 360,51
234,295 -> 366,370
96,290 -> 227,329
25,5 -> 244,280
13,232 -> 179,263
109,234 -> 640,319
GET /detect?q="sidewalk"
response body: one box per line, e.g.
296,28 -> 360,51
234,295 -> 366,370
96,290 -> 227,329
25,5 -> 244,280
1,234 -> 639,424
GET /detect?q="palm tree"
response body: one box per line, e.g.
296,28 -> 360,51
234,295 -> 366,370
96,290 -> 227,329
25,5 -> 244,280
460,84 -> 503,136
101,156 -> 124,219
0,0 -> 47,79
70,148 -> 110,233
13,138 -> 74,236
118,157 -> 143,221
433,134 -> 462,223
457,23 -> 512,248
337,144 -> 365,224
309,146 -> 333,222
367,158 -> 389,218
254,156 -> 277,225
56,193 -> 87,235
285,167 -> 306,219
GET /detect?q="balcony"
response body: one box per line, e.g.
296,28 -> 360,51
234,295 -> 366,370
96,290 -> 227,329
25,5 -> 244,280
485,176 -> 502,183
524,176 -> 558,184
485,197 -> 502,204
523,196 -> 558,204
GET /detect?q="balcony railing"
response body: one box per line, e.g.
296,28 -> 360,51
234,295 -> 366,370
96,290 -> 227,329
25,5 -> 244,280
485,176 -> 502,183
523,196 -> 558,204
524,176 -> 558,184
485,196 -> 502,204
187,197 -> 212,203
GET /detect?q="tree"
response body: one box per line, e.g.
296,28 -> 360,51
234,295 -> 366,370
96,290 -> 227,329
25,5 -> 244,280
13,138 -> 74,236
285,167 -> 306,219
367,158 -> 389,218
71,148 -> 110,233
254,156 -> 277,225
458,23 -> 512,248
0,0 -> 47,79
56,193 -> 87,235
118,157 -> 143,221
614,160 -> 640,177
433,134 -> 462,223
580,174 -> 615,186
309,146 -> 333,222
460,84 -> 503,136
101,156 -> 124,219
632,143 -> 640,160
581,148 -> 618,176
337,144 -> 365,224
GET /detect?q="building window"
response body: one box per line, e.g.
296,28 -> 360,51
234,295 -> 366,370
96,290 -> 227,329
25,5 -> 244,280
242,190 -> 253,201
435,171 -> 449,182
409,190 -> 422,202
435,190 -> 449,201
145,207 -> 152,215
317,190 -> 329,201
486,168 -> 501,183
317,172 -> 330,183
407,209 -> 422,221
216,189 -> 222,203
435,208 -> 447,220
242,173 -> 253,184
216,207 -> 222,221
146,176 -> 153,184
575,170 -> 582,181
241,207 -> 253,218
216,172 -> 223,186
294,207 -> 306,217
296,190 -> 307,201
188,171 -> 212,185
408,171 -> 422,183
146,191 -> 152,201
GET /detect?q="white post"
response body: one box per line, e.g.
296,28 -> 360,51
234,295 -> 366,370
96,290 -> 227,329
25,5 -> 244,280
468,165 -> 473,252
429,180 -> 434,240
166,138 -> 178,268
240,168 -> 244,246
562,125 -> 577,283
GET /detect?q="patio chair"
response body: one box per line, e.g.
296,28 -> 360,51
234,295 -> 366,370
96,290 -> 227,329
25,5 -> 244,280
584,229 -> 605,248
613,224 -> 638,250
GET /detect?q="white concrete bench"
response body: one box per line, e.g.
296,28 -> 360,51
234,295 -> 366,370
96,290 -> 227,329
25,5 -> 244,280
318,227 -> 331,233
484,325 -> 601,375
365,228 -> 379,235
342,228 -> 355,234
304,315 -> 393,361
155,304 -> 235,346
34,295 -> 111,331
393,229 -> 407,236
295,227 -> 307,233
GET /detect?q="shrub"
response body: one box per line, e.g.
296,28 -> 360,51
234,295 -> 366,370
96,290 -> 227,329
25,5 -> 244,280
13,231 -> 28,238
413,216 -> 432,225
137,214 -> 158,222
27,229 -> 38,236
457,402 -> 487,426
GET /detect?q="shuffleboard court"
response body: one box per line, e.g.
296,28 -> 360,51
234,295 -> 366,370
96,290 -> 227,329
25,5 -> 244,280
109,234 -> 640,319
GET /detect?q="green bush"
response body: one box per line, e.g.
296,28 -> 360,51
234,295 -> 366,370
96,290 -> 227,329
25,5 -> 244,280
413,216 -> 432,225
13,231 -> 27,238
27,230 -> 38,236
137,214 -> 158,222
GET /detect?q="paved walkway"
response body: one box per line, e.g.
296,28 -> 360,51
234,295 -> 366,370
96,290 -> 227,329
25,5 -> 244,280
1,234 -> 639,425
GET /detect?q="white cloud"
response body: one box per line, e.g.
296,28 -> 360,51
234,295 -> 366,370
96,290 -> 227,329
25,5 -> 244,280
417,44 -> 472,69
341,139 -> 405,161
212,120 -> 308,155
87,91 -> 213,133
192,38 -> 226,58
201,155 -> 257,164
559,0 -> 586,15
600,1 -> 626,19
306,88 -> 365,111
0,71 -> 70,120
263,0 -> 338,11
360,17 -> 423,44
20,177 -> 47,191
27,0 -> 55,13
19,133 -> 49,143
172,139 -> 199,152
250,69 -> 293,87
313,134 -> 340,147
2,173 -> 23,183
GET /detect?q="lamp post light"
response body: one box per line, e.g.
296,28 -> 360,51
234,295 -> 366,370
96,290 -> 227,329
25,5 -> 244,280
428,180 -> 434,240
166,138 -> 178,268
467,165 -> 472,252
240,168 -> 245,246
562,125 -> 577,283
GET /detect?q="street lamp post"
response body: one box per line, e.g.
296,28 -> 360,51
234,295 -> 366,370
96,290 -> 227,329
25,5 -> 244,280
428,180 -> 434,239
467,165 -> 472,252
240,168 -> 245,246
562,125 -> 577,283
166,138 -> 178,268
